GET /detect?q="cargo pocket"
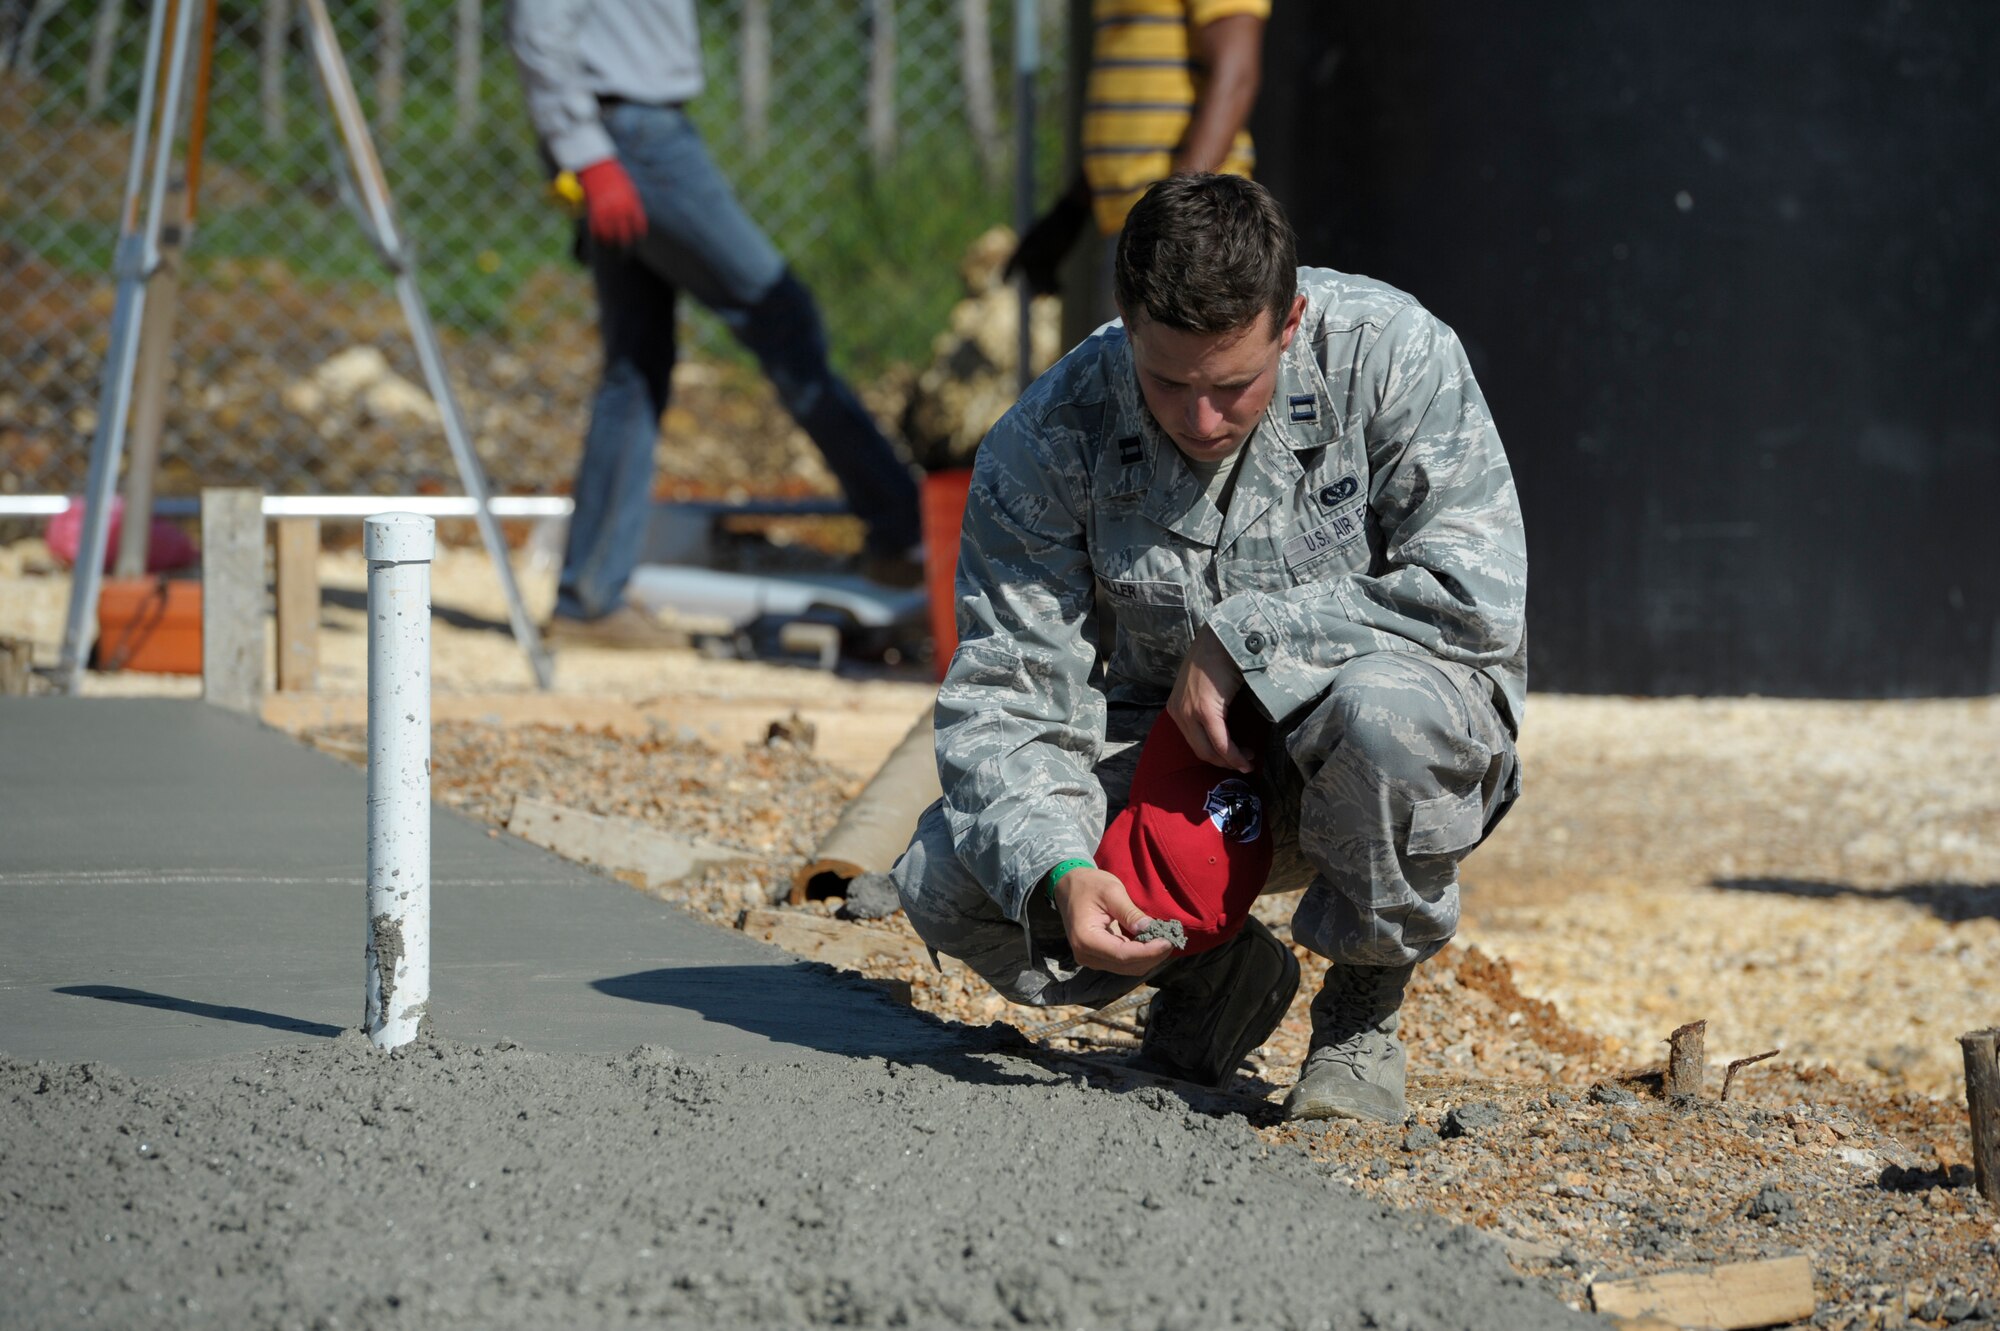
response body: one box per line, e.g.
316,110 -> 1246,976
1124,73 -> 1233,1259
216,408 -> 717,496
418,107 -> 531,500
1407,786 -> 1487,857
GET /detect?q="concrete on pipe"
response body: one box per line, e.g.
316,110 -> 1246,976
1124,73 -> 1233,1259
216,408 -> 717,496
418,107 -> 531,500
363,512 -> 434,1050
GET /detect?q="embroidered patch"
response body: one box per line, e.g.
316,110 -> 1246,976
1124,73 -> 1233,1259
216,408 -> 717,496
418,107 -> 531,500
1101,577 -> 1186,609
1205,778 -> 1264,842
1118,435 -> 1144,466
1282,505 -> 1367,575
1288,393 -> 1318,423
1318,476 -> 1359,507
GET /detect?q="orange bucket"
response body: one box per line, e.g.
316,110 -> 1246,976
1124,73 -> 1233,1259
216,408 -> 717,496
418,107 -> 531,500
920,469 -> 973,680
95,576 -> 203,674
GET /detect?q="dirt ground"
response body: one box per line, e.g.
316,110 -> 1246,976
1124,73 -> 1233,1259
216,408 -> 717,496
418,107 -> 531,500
4,537 -> 1998,1327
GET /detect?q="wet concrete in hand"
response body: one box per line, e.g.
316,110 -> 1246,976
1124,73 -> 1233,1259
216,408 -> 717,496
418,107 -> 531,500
1136,918 -> 1189,950
2,1033 -> 1595,1330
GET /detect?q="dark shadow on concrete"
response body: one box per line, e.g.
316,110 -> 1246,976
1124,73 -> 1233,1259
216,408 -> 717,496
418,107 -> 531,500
321,586 -> 511,636
593,962 -> 1278,1118
596,962 -> 1051,1089
1709,878 -> 2000,924
55,986 -> 345,1039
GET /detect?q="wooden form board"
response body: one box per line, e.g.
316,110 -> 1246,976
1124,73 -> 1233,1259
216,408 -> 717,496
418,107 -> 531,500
506,796 -> 743,887
1590,1255 -> 1815,1329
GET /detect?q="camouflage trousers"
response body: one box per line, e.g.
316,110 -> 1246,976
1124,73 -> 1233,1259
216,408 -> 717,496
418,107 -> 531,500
891,651 -> 1519,1010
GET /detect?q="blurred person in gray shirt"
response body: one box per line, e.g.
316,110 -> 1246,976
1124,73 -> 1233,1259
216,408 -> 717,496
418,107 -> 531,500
509,0 -> 924,647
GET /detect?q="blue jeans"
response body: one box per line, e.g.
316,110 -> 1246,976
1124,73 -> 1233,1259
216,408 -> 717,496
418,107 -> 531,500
556,103 -> 921,621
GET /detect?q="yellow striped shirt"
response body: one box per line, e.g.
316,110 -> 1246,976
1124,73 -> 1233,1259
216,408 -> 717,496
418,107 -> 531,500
1081,0 -> 1271,234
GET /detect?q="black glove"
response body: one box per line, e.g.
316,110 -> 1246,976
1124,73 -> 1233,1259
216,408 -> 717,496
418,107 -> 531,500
1004,188 -> 1091,297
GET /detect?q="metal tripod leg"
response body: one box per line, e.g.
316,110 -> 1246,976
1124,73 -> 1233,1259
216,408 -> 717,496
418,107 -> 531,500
301,0 -> 552,688
57,0 -> 201,692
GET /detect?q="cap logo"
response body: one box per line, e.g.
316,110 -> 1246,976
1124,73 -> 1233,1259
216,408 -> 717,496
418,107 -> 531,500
1205,779 -> 1264,843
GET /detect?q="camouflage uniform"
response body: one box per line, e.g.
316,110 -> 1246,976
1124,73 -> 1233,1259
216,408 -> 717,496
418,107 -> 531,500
893,267 -> 1525,1007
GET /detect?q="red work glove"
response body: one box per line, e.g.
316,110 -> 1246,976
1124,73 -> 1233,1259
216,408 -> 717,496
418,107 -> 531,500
577,158 -> 647,248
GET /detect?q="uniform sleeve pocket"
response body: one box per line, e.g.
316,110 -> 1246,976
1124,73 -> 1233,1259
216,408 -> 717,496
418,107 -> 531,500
1407,786 -> 1486,857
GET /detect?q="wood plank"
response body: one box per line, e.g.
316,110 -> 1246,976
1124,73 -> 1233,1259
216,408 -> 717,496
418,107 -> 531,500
506,795 -> 743,887
273,517 -> 320,692
1590,1255 -> 1815,1329
738,907 -> 933,973
200,487 -> 264,715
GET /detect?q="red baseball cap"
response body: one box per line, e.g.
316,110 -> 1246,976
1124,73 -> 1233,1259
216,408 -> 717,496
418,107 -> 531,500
1095,711 -> 1275,955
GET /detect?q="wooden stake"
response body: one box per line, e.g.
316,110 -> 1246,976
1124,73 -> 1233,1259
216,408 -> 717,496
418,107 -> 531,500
273,516 -> 319,692
1962,1027 -> 2000,1208
1666,1019 -> 1707,1099
200,487 -> 264,715
0,635 -> 31,695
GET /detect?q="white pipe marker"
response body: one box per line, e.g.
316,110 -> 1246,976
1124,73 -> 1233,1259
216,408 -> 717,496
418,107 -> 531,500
363,512 -> 434,1050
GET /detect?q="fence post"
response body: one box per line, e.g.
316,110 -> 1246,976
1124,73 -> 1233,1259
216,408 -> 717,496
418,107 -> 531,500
200,487 -> 265,714
363,512 -> 433,1050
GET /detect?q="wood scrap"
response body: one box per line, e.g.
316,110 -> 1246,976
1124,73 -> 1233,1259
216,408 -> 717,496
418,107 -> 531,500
1720,1048 -> 1781,1102
1589,1254 -> 1815,1329
1961,1026 -> 2000,1207
738,906 -> 934,972
506,795 -> 744,887
1667,1019 -> 1707,1099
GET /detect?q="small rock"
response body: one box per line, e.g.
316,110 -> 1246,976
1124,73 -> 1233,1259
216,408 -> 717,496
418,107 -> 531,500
1133,917 -> 1188,949
1591,1085 -> 1639,1107
1440,1102 -> 1504,1138
1607,1122 -> 1633,1144
837,872 -> 902,921
1403,1125 -> 1441,1152
1557,1134 -> 1593,1154
1744,1185 -> 1797,1225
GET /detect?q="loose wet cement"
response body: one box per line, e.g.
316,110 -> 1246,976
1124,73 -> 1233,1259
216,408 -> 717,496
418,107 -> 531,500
2,1034 -> 1596,1331
1,699 -> 1592,1328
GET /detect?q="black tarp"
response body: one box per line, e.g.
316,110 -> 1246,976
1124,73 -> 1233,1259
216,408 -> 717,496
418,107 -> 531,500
1250,2 -> 1999,696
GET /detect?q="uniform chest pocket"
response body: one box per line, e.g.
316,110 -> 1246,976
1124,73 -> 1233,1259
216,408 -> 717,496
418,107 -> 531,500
1099,576 -> 1194,677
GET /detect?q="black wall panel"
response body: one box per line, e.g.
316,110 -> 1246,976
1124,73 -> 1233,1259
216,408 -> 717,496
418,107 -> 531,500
1250,2 -> 2000,696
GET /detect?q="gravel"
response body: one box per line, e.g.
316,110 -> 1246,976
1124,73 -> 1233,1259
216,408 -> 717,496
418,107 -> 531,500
12,531 -> 1997,1330
0,1033 -> 1596,1331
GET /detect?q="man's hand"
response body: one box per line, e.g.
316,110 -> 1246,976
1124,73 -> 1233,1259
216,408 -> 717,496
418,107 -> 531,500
577,158 -> 647,248
1167,626 -> 1253,772
1004,180 -> 1089,296
1054,867 -> 1176,975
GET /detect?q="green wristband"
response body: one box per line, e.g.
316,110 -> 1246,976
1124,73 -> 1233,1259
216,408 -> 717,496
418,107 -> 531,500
1045,858 -> 1094,904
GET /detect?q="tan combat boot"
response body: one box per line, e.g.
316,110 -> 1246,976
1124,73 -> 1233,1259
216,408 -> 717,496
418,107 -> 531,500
1283,962 -> 1416,1124
1129,917 -> 1300,1088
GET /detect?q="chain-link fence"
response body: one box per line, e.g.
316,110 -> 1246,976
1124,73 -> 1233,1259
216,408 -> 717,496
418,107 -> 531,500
1,0 -> 1068,501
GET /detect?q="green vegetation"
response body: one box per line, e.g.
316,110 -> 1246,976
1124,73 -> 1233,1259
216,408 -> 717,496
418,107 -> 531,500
5,0 -> 1070,377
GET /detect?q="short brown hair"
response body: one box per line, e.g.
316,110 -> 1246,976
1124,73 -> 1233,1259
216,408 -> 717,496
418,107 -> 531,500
1113,173 -> 1298,335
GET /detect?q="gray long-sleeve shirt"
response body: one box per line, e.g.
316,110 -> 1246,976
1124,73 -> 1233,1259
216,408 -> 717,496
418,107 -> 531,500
507,0 -> 705,172
937,266 -> 1528,921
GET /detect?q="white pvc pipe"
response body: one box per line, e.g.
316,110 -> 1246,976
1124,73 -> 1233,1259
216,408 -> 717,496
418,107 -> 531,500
363,512 -> 434,1050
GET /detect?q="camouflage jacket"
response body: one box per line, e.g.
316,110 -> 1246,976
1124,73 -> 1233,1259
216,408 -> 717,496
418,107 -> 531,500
936,267 -> 1527,920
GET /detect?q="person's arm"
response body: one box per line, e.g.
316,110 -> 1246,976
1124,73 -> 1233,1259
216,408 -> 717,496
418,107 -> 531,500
507,0 -> 645,246
1005,174 -> 1092,296
506,0 -> 614,173
1205,305 -> 1529,723
1173,11 -> 1264,176
934,403 -> 1110,921
937,418 -> 1176,973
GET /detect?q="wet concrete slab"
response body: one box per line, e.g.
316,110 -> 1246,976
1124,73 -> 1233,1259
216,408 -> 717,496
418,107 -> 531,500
0,698 -> 962,1074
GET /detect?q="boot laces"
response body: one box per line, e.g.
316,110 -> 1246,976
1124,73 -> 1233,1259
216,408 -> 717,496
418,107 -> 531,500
1311,967 -> 1409,1071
